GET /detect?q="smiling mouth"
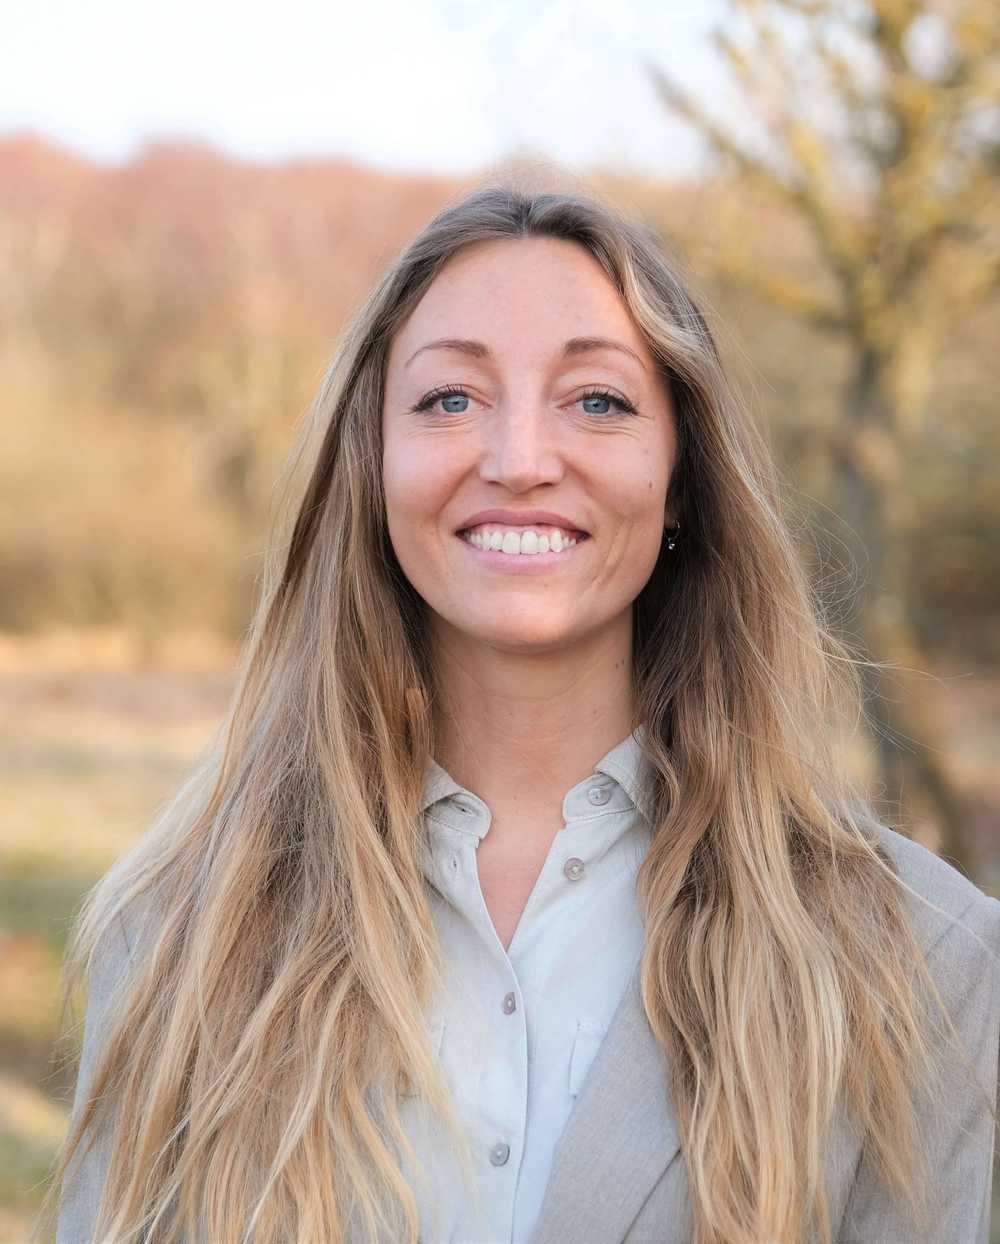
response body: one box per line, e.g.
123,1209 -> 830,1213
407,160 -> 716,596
457,524 -> 589,557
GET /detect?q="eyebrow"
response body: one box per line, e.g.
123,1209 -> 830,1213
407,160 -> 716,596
403,335 -> 647,373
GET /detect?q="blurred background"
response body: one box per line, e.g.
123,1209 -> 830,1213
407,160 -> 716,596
1,0 -> 998,1238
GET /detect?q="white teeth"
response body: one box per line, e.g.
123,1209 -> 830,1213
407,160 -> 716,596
462,526 -> 580,556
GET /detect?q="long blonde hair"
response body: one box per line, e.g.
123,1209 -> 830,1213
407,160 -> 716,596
42,182 -> 984,1243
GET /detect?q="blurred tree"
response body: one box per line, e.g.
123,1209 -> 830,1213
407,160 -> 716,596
647,0 -> 1000,875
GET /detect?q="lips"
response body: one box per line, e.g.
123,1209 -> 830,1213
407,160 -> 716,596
457,523 -> 587,542
455,508 -> 588,537
458,527 -> 586,564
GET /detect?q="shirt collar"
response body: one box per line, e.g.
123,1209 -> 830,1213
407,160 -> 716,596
419,724 -> 656,826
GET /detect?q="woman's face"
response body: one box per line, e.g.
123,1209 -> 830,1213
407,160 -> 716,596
381,235 -> 678,656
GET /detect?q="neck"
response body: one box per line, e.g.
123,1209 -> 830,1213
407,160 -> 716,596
429,610 -> 636,815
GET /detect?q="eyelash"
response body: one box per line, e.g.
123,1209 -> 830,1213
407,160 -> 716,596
411,385 -> 639,417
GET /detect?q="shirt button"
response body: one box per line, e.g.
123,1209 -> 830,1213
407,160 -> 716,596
587,784 -> 612,806
502,991 -> 517,1014
489,1141 -> 510,1166
563,856 -> 585,881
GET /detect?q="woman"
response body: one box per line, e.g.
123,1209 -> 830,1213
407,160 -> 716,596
46,184 -> 999,1244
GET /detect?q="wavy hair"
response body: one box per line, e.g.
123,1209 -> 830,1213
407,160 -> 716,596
41,182 -> 985,1243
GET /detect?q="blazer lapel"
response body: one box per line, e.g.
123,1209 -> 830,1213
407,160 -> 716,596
529,966 -> 683,1244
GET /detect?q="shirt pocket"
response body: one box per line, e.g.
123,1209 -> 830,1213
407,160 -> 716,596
401,1016 -> 446,1099
568,1019 -> 607,1099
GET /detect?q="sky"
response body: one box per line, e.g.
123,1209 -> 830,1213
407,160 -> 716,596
1,0 -> 732,175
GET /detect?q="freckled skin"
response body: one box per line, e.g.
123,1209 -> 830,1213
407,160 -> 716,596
380,236 -> 678,658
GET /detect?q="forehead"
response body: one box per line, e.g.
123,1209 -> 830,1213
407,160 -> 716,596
388,235 -> 645,363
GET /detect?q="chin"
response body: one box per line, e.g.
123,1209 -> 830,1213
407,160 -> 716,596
462,617 -> 581,652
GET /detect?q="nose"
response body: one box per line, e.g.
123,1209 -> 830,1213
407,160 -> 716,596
478,397 -> 565,493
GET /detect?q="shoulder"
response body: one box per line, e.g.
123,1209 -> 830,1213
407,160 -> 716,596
87,887 -> 162,1001
832,826 -> 1000,1242
870,822 -> 1000,963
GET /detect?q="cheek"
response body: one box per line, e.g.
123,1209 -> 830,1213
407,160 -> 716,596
382,438 -> 470,590
382,439 -> 444,528
609,457 -> 670,575
609,454 -> 668,525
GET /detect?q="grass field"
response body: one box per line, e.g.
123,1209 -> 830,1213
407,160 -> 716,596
0,628 -> 233,1243
1,627 -> 998,1242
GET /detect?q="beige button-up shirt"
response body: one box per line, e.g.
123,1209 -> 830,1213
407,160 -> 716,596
400,728 -> 655,1243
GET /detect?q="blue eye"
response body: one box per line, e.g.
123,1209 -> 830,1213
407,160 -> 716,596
412,385 -> 638,417
579,389 -> 638,416
413,385 -> 470,415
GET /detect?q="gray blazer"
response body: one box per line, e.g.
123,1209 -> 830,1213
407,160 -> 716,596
57,823 -> 1000,1243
